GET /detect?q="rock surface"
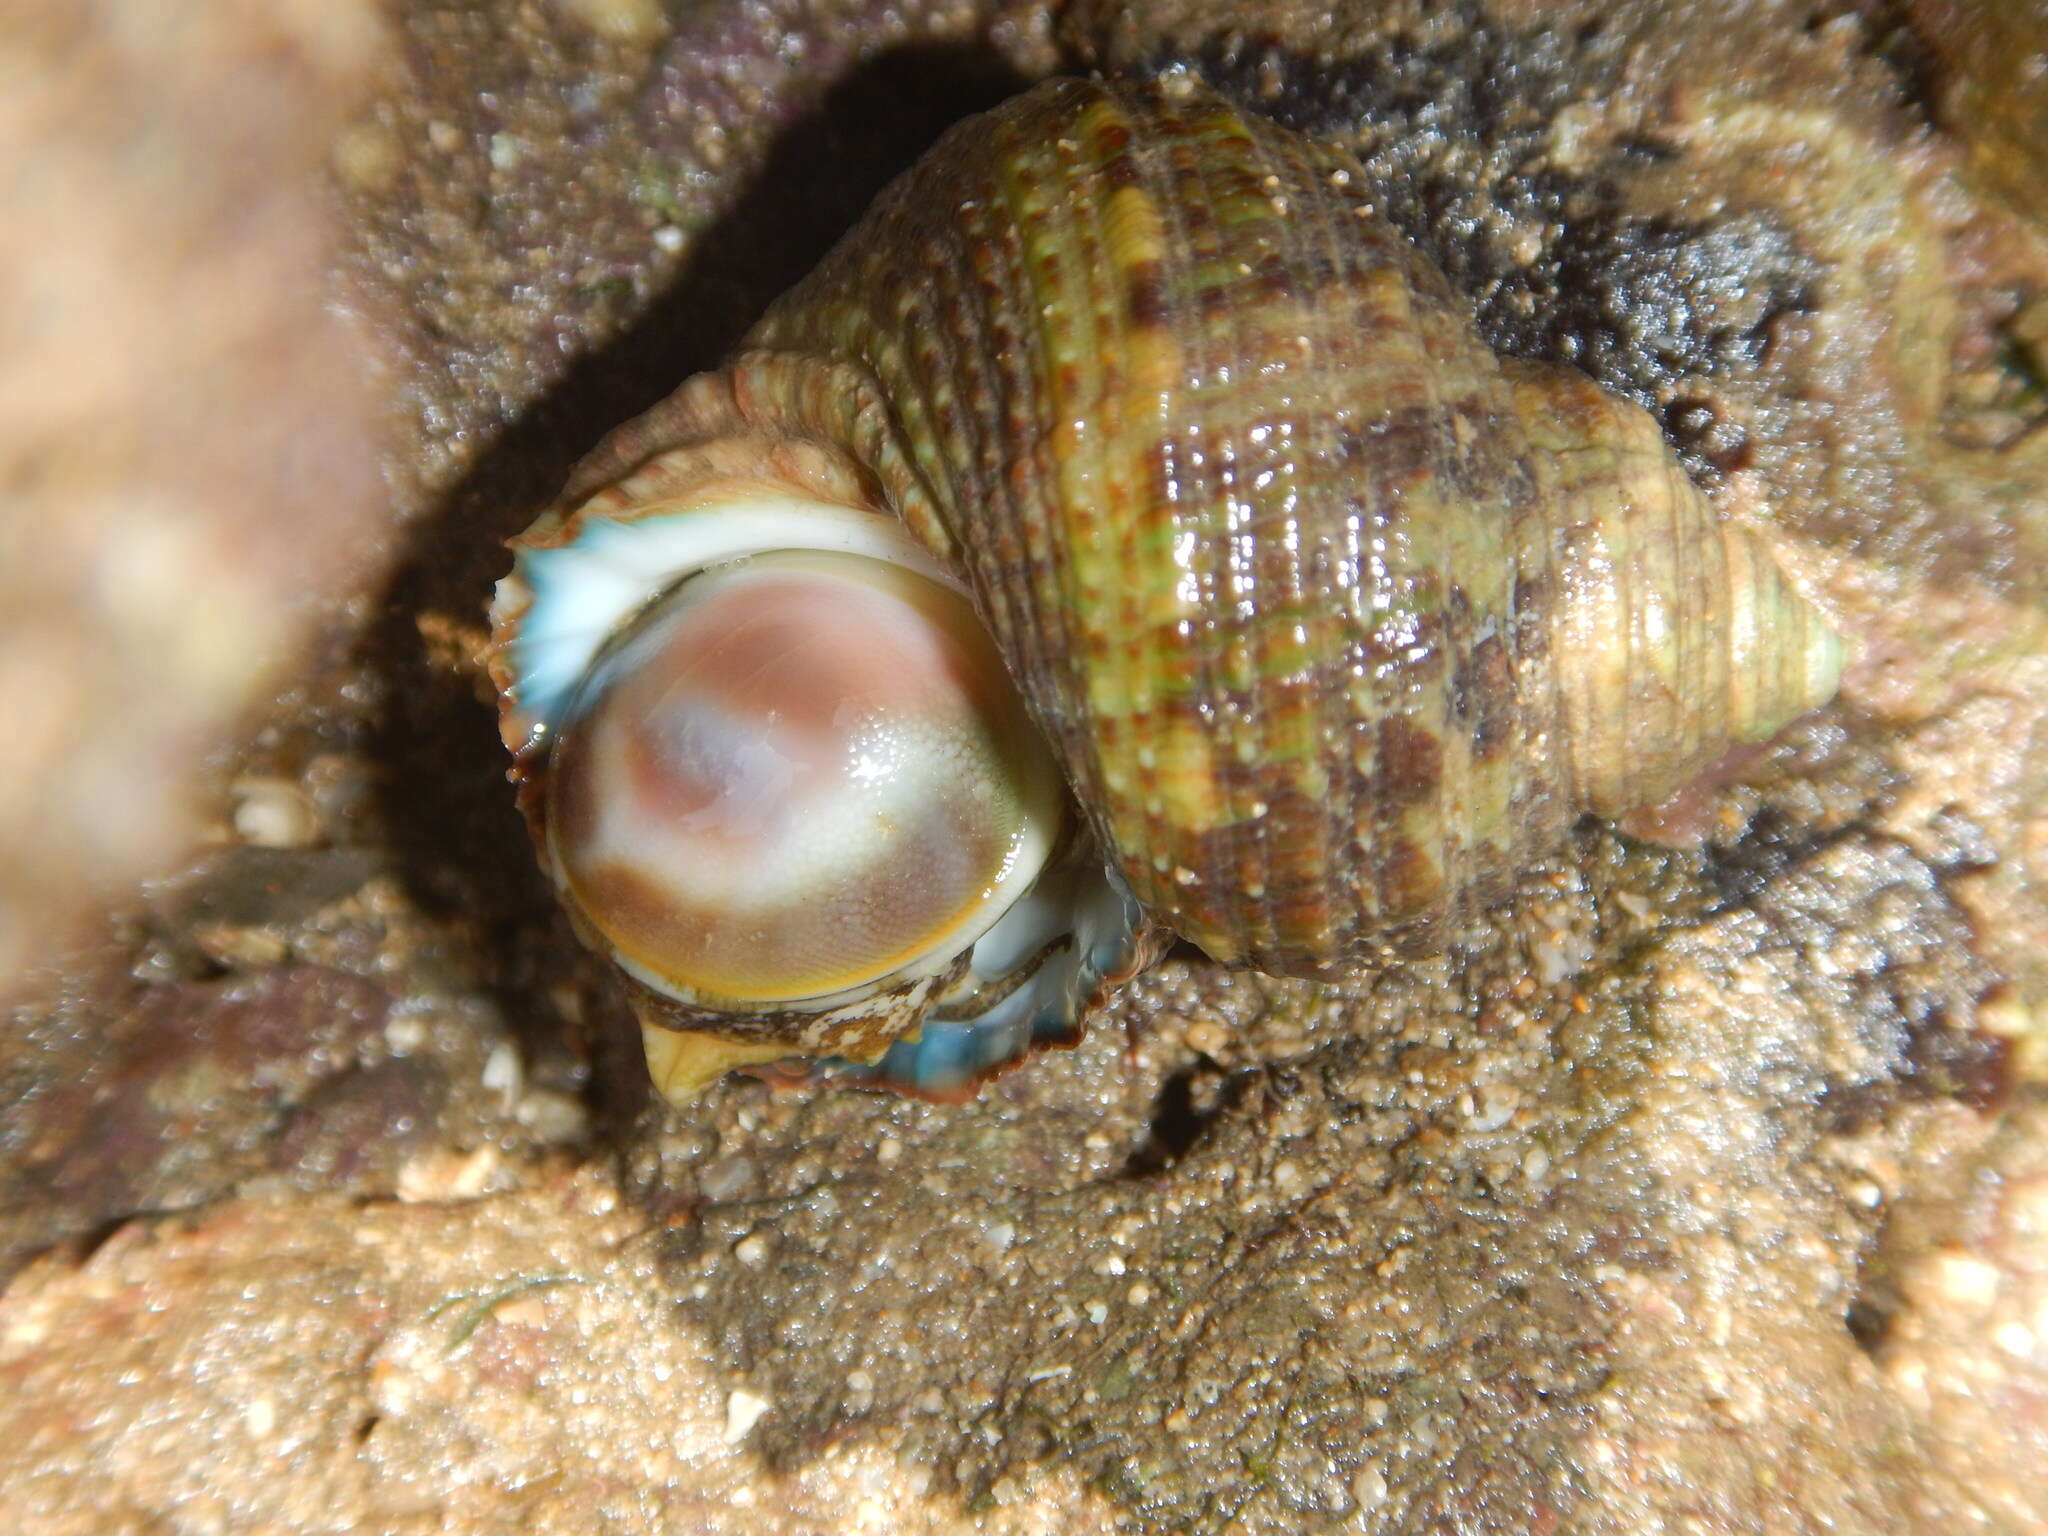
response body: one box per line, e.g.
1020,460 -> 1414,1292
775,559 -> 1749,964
0,0 -> 392,988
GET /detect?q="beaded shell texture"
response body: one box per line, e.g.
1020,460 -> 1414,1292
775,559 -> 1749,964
489,76 -> 1843,1101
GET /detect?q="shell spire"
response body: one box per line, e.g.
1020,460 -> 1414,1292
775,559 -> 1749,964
1507,363 -> 1845,817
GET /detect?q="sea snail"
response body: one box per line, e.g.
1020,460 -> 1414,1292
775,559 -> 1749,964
487,76 -> 1845,1104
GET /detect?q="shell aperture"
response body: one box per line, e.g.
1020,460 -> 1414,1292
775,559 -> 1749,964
547,549 -> 1063,1007
496,480 -> 1150,1101
490,76 -> 1846,1104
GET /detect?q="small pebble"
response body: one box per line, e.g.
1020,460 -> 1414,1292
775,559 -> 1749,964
514,1089 -> 589,1144
1467,1082 -> 1521,1132
492,1294 -> 549,1330
230,776 -> 320,848
1531,929 -> 1592,985
397,1145 -> 500,1203
243,1397 -> 277,1438
192,923 -> 287,969
1919,1248 -> 2000,1312
733,1231 -> 772,1268
331,121 -> 401,194
481,1043 -> 522,1110
1353,1461 -> 1388,1510
723,1387 -> 772,1443
385,1014 -> 430,1054
697,1156 -> 755,1203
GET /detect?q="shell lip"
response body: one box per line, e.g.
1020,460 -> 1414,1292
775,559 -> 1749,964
748,840 -> 1160,1100
572,800 -> 1062,1022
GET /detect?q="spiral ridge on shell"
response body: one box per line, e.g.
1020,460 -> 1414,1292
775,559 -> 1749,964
601,77 -> 1839,972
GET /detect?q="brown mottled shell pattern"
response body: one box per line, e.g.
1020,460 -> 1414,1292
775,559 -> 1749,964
489,72 -> 1846,1106
543,75 -> 1840,983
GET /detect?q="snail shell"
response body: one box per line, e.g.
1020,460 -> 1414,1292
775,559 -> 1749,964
488,77 -> 1845,1102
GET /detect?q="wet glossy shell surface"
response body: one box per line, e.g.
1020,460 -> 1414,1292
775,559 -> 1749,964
719,76 -> 1840,972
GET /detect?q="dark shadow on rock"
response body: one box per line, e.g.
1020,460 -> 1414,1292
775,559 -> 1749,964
1120,1063 -> 1235,1178
356,42 -> 1039,1150
1699,804 -> 1852,915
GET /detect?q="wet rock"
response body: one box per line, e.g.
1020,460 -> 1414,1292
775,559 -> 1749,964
0,965 -> 395,1267
0,0 -> 391,992
268,1059 -> 452,1186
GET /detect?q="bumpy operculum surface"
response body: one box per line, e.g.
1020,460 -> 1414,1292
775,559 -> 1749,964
720,76 -> 1844,973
